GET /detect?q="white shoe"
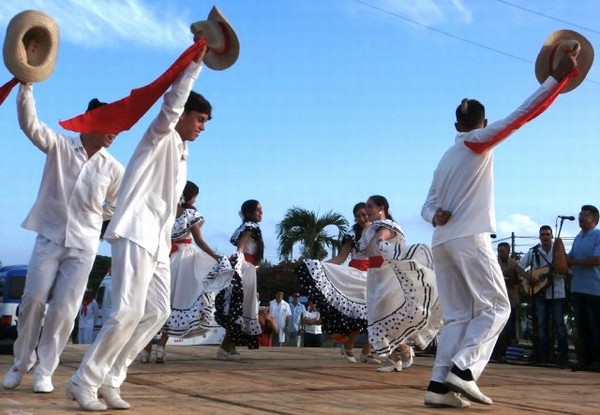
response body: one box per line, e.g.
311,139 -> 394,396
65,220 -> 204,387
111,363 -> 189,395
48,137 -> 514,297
445,371 -> 493,405
344,353 -> 357,363
2,366 -> 25,389
99,385 -> 131,409
216,348 -> 233,360
359,353 -> 381,364
140,349 -> 150,363
155,346 -> 165,363
376,360 -> 403,372
424,390 -> 471,408
33,372 -> 54,393
401,347 -> 415,369
66,379 -> 107,411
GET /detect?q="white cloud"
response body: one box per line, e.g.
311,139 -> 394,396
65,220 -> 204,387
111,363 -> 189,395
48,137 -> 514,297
380,0 -> 472,26
0,0 -> 194,50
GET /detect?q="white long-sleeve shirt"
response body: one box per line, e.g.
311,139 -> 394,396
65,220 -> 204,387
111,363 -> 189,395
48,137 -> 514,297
104,62 -> 202,262
421,77 -> 557,247
18,84 -> 124,253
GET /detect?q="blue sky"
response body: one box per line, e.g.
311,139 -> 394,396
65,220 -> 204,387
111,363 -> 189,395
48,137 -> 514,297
0,0 -> 598,266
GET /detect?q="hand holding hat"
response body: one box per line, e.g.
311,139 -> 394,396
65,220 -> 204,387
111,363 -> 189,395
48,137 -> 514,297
190,6 -> 239,70
0,10 -> 59,106
535,29 -> 594,93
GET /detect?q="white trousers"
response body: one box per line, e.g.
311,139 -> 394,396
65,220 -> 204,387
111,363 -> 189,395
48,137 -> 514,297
13,235 -> 94,375
431,234 -> 510,382
73,239 -> 170,388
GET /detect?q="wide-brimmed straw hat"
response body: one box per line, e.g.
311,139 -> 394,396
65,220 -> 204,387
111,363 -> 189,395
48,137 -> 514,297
535,29 -> 594,93
3,10 -> 59,83
190,6 -> 239,70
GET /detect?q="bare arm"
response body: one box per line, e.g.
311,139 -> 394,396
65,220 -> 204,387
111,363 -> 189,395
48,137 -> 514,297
189,222 -> 220,261
328,240 -> 353,264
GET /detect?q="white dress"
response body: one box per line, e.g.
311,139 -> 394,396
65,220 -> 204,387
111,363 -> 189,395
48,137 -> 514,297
360,220 -> 441,355
295,228 -> 368,335
164,208 -> 233,338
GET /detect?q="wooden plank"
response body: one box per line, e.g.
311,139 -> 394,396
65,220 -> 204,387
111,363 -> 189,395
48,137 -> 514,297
2,345 -> 599,414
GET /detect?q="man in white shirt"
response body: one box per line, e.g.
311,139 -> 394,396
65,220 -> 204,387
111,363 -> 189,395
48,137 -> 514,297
421,54 -> 576,408
2,85 -> 124,394
68,43 -> 209,412
269,291 -> 291,346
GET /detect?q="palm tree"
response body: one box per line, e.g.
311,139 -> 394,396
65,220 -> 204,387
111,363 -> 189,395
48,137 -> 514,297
276,207 -> 349,261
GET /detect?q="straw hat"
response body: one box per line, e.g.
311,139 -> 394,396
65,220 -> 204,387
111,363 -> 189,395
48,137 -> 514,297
3,10 -> 59,83
535,29 -> 594,93
190,6 -> 239,70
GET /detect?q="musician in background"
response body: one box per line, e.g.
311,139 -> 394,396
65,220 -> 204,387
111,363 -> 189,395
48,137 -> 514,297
519,225 -> 569,367
493,242 -> 526,361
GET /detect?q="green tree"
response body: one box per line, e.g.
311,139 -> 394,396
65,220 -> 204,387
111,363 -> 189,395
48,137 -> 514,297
276,207 -> 348,261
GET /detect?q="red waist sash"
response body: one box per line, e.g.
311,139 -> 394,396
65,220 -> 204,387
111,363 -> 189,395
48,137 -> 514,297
368,256 -> 384,268
170,238 -> 192,255
349,259 -> 369,271
230,253 -> 259,266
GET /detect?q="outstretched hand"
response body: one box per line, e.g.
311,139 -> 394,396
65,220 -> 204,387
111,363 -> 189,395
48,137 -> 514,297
193,38 -> 208,64
552,51 -> 578,82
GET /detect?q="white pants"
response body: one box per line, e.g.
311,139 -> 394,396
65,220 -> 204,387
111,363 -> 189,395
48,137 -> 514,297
12,235 -> 94,375
73,239 -> 170,388
431,234 -> 510,382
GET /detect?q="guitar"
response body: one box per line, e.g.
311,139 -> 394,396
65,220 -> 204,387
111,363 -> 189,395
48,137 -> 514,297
521,266 -> 551,295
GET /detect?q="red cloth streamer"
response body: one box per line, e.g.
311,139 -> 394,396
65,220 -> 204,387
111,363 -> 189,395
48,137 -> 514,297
59,38 -> 207,134
464,68 -> 579,154
0,77 -> 19,106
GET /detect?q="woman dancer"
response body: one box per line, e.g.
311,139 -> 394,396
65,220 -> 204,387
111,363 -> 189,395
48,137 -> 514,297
215,199 -> 263,359
296,203 -> 379,363
361,195 -> 439,372
141,181 -> 229,363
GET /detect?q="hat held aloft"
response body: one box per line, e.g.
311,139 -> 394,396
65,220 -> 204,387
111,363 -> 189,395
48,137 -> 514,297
3,9 -> 59,83
535,29 -> 594,93
190,6 -> 239,70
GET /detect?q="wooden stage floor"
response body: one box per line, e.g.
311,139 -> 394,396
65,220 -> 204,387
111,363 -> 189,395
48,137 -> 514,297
2,345 -> 599,414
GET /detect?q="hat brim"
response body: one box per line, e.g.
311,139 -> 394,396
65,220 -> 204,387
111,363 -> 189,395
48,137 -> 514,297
3,10 -> 59,83
191,6 -> 239,71
535,29 -> 594,93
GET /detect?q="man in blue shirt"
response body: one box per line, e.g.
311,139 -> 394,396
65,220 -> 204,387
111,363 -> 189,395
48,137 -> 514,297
287,293 -> 306,347
567,205 -> 600,372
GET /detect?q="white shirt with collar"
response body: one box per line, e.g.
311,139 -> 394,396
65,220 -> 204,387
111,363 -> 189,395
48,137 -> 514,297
18,84 -> 124,253
104,62 -> 202,263
421,77 -> 558,247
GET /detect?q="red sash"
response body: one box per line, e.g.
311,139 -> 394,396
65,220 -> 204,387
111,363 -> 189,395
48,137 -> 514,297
170,239 -> 192,255
368,256 -> 384,268
349,259 -> 369,271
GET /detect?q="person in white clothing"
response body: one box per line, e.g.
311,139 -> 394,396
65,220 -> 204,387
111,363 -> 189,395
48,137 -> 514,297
68,42 -> 210,412
2,85 -> 124,394
269,292 -> 291,346
78,289 -> 100,344
302,299 -> 323,347
421,53 -> 577,409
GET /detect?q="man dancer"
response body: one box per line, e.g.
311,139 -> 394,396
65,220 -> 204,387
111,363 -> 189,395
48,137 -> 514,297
2,84 -> 123,393
421,53 -> 576,408
68,42 -> 210,411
